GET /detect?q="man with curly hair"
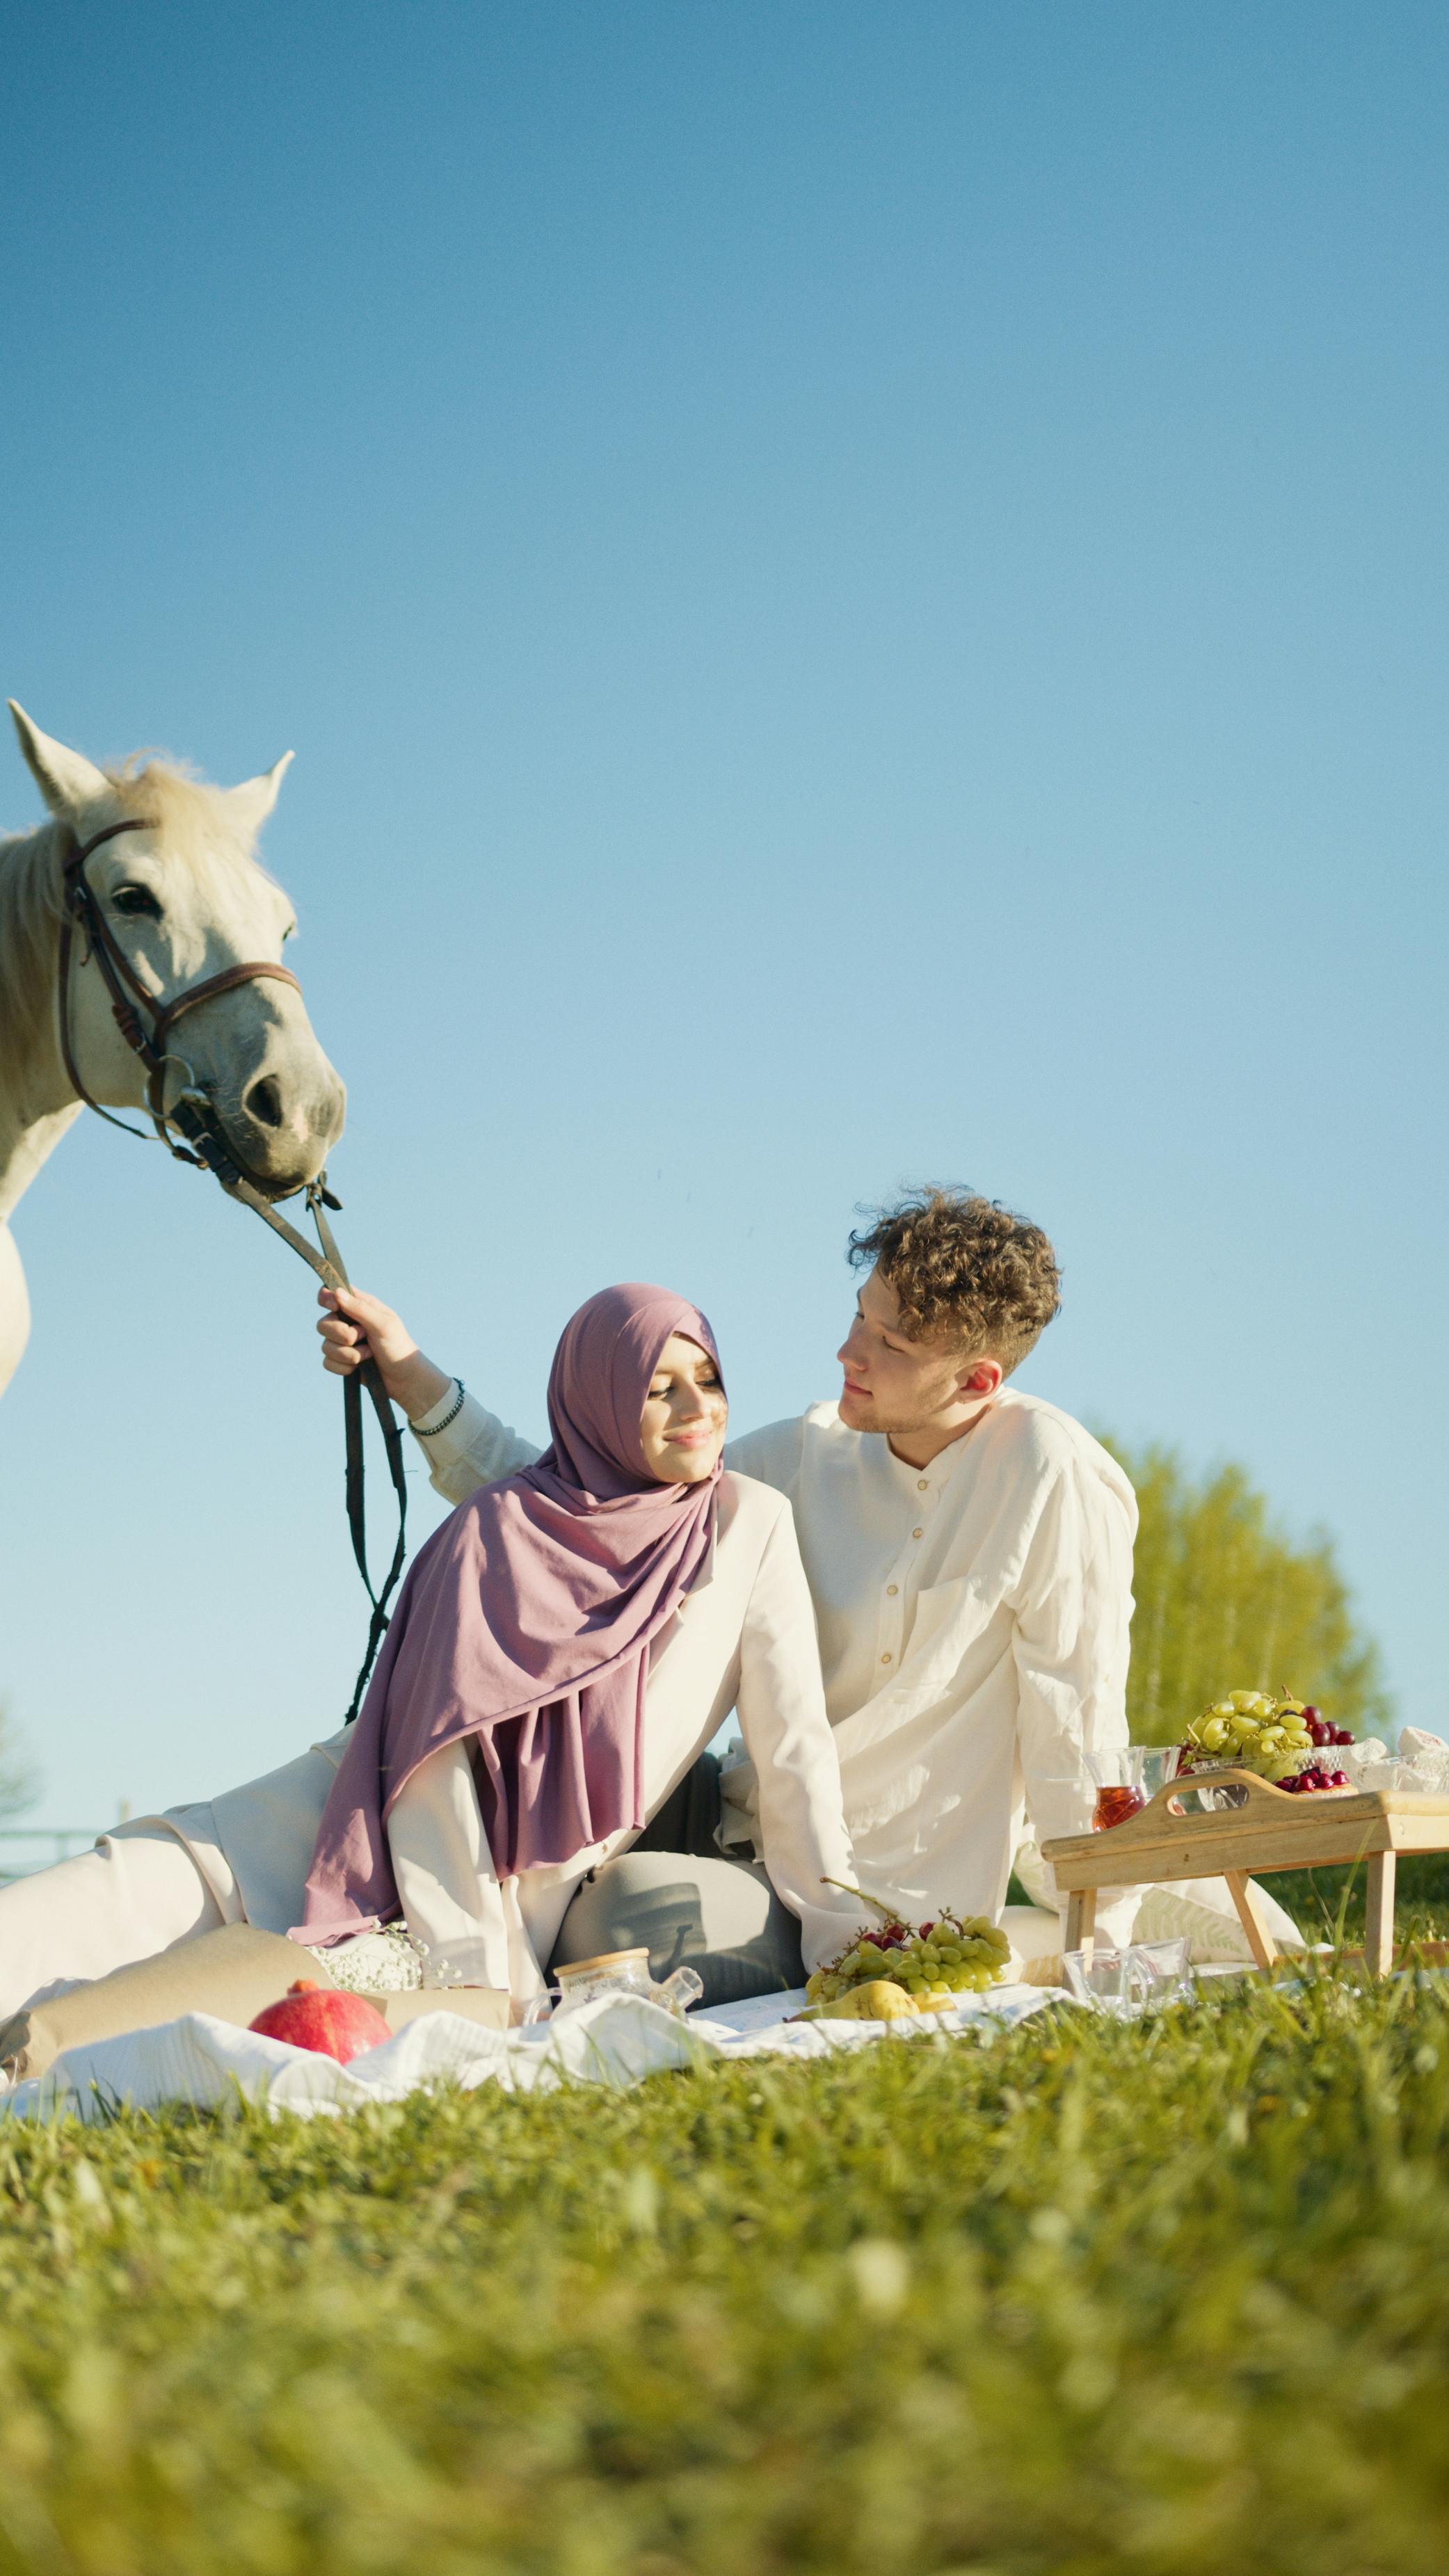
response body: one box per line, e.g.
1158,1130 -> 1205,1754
712,1188 -> 1138,1943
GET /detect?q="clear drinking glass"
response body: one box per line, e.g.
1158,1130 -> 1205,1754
1062,1937 -> 1194,2016
1124,1937 -> 1193,2008
1062,1944 -> 1132,2006
1087,1745 -> 1181,1830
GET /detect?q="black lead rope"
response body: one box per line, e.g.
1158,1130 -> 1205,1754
166,1097 -> 408,1724
307,1191 -> 410,1725
339,1366 -> 409,1721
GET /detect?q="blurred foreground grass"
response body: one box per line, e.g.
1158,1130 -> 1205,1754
4,1975 -> 1449,2576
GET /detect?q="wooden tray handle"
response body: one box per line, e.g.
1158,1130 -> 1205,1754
1140,1763 -> 1297,1817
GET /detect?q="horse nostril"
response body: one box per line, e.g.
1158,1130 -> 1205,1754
245,1075 -> 285,1130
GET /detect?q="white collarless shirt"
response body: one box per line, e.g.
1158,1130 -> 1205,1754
724,1395 -> 1136,1919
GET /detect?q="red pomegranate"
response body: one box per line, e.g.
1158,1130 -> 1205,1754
248,1978 -> 391,2064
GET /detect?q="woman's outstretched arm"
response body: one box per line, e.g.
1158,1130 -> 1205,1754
316,1287 -> 541,1504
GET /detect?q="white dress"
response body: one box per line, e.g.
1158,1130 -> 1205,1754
382,1470 -> 859,1999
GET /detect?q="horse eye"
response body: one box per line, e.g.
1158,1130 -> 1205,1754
112,883 -> 161,920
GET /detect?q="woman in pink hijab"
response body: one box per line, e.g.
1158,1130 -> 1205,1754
298,1281 -> 860,2009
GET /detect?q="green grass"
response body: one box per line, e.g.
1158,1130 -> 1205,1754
4,1977 -> 1449,2575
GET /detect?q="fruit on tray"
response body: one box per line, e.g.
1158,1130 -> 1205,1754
1301,1703 -> 1355,1749
806,1880 -> 1013,2008
248,1979 -> 392,2063
808,1981 -> 930,2022
1178,1690 -> 1356,1789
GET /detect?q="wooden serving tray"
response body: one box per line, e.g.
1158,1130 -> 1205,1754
1041,1768 -> 1449,1976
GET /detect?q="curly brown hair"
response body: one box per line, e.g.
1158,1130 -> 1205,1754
847,1187 -> 1062,1375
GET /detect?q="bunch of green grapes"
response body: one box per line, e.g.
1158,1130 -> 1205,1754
1181,1688 -> 1314,1783
806,1907 -> 1012,2006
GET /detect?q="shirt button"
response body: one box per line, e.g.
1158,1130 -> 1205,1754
912,1527 -> 924,1540
881,1651 -> 892,1664
886,1583 -> 899,1597
917,1478 -> 929,1491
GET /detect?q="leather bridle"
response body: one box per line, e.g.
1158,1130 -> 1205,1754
59,815 -> 304,1156
56,813 -> 407,1722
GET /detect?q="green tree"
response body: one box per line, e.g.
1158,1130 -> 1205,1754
1101,1441 -> 1393,1748
0,1698 -> 36,1821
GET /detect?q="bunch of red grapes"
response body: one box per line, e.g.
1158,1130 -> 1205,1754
1279,1701 -> 1356,1795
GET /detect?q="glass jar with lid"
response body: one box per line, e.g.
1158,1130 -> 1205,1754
552,1947 -> 703,2019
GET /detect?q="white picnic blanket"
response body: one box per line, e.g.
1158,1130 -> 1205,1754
0,1983 -> 1059,2125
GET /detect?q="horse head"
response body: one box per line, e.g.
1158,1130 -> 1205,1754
9,703 -> 344,1196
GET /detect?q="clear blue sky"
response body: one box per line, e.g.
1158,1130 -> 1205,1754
3,1 -> 1446,1828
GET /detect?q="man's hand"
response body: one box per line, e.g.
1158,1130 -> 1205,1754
317,1287 -> 455,1423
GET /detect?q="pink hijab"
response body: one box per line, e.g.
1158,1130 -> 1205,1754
296,1283 -> 723,1944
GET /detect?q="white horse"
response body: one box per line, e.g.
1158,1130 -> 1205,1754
1,704 -> 345,1398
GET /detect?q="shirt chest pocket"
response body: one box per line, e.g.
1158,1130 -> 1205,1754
902,1576 -> 977,1663
899,1576 -> 1009,1692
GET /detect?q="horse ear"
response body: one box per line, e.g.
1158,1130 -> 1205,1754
221,751 -> 294,841
8,702 -> 111,818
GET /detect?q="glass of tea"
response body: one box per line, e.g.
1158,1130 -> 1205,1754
1086,1745 -> 1180,1830
1094,1782 -> 1144,1830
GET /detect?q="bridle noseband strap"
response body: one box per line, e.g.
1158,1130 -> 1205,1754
153,959 -> 301,1052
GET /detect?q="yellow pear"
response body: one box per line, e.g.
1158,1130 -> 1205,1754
812,1981 -> 921,2022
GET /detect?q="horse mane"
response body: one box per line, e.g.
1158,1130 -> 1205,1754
0,817 -> 67,1099
0,756 -> 264,1100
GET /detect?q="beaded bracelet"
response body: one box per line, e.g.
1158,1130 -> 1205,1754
412,1378 -> 465,1437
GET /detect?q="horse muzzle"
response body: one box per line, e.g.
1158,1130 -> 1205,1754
214,1055 -> 347,1194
